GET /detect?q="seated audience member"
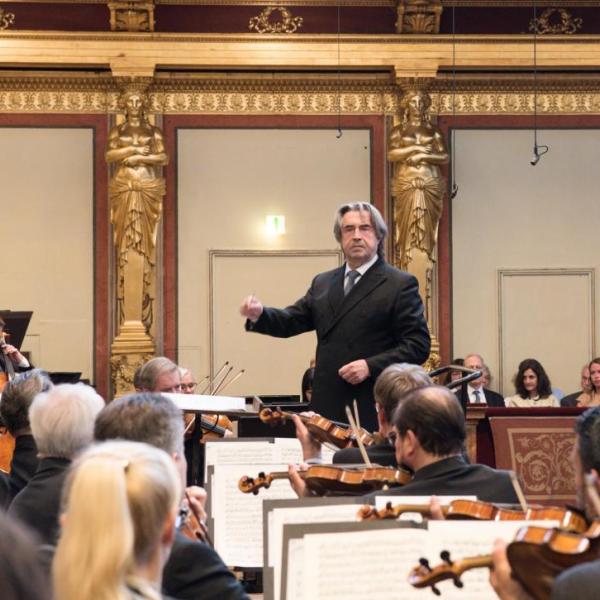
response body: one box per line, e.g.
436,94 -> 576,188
0,510 -> 51,600
53,440 -> 181,600
505,358 -> 559,407
561,364 -> 591,407
293,363 -> 431,467
455,354 -> 504,407
9,383 -> 104,545
575,358 -> 600,408
94,392 -> 249,600
291,385 -> 518,502
301,367 -> 314,403
0,315 -> 31,376
0,369 -> 53,507
138,357 -> 182,394
490,406 -> 600,600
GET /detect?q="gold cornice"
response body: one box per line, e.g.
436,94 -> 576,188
5,0 -> 599,5
1,73 -> 600,115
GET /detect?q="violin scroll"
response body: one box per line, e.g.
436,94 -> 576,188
238,472 -> 272,495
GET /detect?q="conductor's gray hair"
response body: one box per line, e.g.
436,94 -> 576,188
29,384 -> 105,459
333,202 -> 388,258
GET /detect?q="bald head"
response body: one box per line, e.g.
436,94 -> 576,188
393,385 -> 465,457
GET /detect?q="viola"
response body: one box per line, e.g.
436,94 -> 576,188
238,464 -> 412,496
359,499 -> 588,534
408,521 -> 600,600
259,407 -> 376,450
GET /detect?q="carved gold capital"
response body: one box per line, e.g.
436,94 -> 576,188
110,351 -> 154,398
108,0 -> 155,32
396,0 -> 443,34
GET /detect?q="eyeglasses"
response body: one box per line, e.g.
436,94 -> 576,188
180,382 -> 198,392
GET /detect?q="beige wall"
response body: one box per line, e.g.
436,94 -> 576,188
177,128 -> 370,396
452,129 -> 600,396
0,128 -> 94,379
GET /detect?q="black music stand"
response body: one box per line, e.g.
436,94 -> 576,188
0,310 -> 33,349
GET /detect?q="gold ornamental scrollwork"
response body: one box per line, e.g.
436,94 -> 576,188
249,6 -> 303,34
529,8 -> 583,35
396,0 -> 442,34
0,8 -> 15,30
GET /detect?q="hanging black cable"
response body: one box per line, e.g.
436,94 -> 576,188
450,4 -> 458,198
531,0 -> 548,165
336,3 -> 343,138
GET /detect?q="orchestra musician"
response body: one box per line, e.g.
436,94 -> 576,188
94,392 -> 249,600
292,362 -> 432,467
0,316 -> 31,380
490,406 -> 600,600
240,202 -> 430,432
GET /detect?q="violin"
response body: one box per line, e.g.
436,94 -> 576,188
359,499 -> 588,533
178,494 -> 213,547
239,464 -> 412,496
259,407 -> 377,450
184,413 -> 233,442
409,522 -> 600,600
0,331 -> 15,393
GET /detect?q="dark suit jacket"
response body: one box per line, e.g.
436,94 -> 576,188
163,532 -> 249,600
365,455 -> 518,504
8,456 -> 71,545
0,434 -> 39,508
551,559 -> 600,600
247,259 -> 430,431
560,391 -> 581,407
456,387 -> 505,408
333,442 -> 397,467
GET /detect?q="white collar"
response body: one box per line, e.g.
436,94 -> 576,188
345,253 -> 378,277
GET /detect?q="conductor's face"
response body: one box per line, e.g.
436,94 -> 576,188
340,210 -> 379,269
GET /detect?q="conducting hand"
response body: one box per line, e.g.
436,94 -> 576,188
338,360 -> 370,385
240,295 -> 263,322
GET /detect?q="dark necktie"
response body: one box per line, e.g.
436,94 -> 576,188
473,390 -> 480,403
344,270 -> 360,296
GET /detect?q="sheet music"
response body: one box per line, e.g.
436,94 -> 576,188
284,537 -> 306,600
269,504 -> 360,600
205,438 -> 306,482
302,527 -> 429,600
298,520 -> 558,600
212,463 -> 296,568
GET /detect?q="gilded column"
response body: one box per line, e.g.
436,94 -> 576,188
388,84 -> 448,369
107,81 -> 167,396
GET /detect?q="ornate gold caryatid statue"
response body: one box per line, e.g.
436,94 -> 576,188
389,87 -> 448,369
107,85 -> 168,396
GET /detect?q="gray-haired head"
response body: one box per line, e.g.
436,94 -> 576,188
29,383 -> 105,459
137,357 -> 179,392
333,202 -> 388,258
94,392 -> 184,456
0,369 -> 53,435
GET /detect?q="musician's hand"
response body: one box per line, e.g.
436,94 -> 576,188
185,485 -> 207,524
3,345 -> 25,365
489,539 -> 534,600
288,463 -> 313,498
428,495 -> 445,520
240,295 -> 263,322
291,413 -> 322,461
338,360 -> 370,385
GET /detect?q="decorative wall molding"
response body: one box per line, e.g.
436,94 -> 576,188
1,74 -> 600,114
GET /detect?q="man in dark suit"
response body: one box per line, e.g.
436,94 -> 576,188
8,383 -> 104,545
455,353 -> 505,407
240,202 -> 430,432
0,315 -> 31,377
94,392 -> 249,600
0,369 -> 52,508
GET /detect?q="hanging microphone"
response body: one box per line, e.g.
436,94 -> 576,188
530,144 -> 549,166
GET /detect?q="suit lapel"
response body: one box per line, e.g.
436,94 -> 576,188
323,260 -> 387,338
327,266 -> 345,314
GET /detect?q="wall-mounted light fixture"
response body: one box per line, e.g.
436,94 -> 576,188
265,215 -> 286,236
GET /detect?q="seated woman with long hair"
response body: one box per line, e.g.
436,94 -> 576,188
505,358 -> 559,407
577,357 -> 600,407
53,440 -> 181,600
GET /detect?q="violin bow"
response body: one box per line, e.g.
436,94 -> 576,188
200,361 -> 229,395
345,405 -> 372,467
214,369 -> 245,395
510,471 -> 529,512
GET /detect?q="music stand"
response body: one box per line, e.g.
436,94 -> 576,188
0,310 -> 33,349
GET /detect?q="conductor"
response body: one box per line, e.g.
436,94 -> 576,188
240,202 -> 430,431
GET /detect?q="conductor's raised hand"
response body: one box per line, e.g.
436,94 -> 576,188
240,295 -> 263,322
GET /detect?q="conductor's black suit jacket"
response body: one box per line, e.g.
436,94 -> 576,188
247,258 -> 430,431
